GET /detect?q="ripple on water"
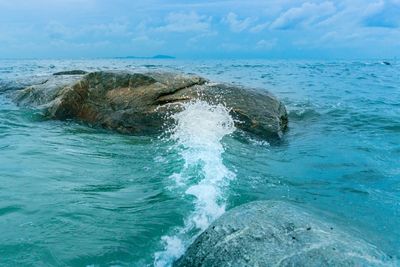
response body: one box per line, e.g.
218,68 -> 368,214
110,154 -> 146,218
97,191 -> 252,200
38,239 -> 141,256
0,205 -> 23,216
0,59 -> 400,265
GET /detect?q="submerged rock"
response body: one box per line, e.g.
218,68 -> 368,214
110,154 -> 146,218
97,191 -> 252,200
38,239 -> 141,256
53,70 -> 88,75
175,201 -> 393,267
13,71 -> 288,140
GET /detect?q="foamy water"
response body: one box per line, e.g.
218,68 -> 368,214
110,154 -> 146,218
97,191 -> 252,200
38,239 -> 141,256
154,101 -> 236,267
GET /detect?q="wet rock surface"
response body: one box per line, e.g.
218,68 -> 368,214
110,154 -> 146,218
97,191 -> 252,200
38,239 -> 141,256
174,201 -> 394,267
12,71 -> 288,139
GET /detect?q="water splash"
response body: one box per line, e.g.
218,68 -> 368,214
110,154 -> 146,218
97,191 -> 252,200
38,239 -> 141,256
154,100 -> 236,267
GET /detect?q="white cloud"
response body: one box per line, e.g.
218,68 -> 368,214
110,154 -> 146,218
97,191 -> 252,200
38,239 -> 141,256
1,0 -> 400,59
363,0 -> 400,28
156,12 -> 212,33
255,39 -> 277,49
223,12 -> 254,32
188,31 -> 218,45
220,42 -> 243,51
270,1 -> 336,30
314,0 -> 400,40
131,35 -> 165,48
45,20 -> 132,40
250,22 -> 270,33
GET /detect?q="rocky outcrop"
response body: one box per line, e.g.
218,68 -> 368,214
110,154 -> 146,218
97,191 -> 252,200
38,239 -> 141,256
174,201 -> 394,267
13,71 -> 288,140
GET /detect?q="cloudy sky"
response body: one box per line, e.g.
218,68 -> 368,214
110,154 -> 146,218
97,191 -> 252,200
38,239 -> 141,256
0,0 -> 399,59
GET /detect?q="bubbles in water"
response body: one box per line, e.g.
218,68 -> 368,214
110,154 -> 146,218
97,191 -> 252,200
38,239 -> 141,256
154,101 -> 236,267
155,236 -> 185,267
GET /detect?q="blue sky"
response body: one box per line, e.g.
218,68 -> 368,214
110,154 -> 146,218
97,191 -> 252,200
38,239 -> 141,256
0,0 -> 399,59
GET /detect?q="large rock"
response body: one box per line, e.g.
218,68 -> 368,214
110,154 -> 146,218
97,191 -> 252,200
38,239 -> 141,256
174,201 -> 394,267
13,71 -> 288,139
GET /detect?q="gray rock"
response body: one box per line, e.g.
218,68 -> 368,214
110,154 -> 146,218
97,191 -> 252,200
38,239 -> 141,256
0,76 -> 51,92
13,75 -> 82,106
174,201 -> 394,267
13,71 -> 288,140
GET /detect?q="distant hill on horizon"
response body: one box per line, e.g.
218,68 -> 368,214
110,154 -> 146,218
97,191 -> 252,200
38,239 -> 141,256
115,55 -> 175,59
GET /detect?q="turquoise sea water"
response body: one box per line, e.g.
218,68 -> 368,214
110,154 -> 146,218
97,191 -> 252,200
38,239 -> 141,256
0,59 -> 399,266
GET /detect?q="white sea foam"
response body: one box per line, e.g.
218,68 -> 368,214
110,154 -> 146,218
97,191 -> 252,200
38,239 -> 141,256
154,100 -> 236,267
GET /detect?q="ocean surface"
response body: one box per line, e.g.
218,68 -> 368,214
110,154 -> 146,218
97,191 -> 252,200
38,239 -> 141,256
0,59 -> 399,266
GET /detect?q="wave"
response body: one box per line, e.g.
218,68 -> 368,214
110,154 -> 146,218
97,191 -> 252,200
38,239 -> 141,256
153,101 -> 236,267
286,101 -> 321,121
288,108 -> 321,121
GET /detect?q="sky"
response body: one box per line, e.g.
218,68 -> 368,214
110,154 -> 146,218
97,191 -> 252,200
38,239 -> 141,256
0,0 -> 399,59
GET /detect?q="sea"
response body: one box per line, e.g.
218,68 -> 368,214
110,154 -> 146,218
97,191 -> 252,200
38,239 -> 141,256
0,59 -> 399,266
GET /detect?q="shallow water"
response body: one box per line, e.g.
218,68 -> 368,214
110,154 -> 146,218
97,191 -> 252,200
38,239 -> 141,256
0,59 -> 399,266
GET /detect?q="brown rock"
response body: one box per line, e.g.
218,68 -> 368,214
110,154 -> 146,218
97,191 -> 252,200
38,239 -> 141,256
14,71 -> 288,140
